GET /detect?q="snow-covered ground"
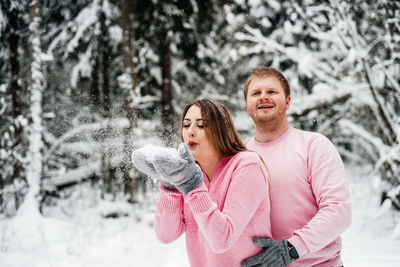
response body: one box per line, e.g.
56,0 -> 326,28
1,165 -> 400,267
341,167 -> 400,267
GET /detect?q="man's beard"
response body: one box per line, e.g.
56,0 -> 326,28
254,107 -> 285,123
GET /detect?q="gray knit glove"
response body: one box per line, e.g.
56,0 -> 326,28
241,238 -> 294,267
152,143 -> 203,194
131,147 -> 175,188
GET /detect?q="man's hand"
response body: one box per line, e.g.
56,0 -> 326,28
241,238 -> 296,267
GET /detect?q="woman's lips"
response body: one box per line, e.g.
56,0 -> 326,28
188,141 -> 197,148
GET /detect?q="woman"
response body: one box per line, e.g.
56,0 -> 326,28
131,99 -> 271,266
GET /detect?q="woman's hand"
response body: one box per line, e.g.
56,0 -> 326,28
131,147 -> 175,188
131,143 -> 203,193
152,143 -> 203,194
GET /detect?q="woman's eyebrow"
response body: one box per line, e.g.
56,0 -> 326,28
184,118 -> 203,121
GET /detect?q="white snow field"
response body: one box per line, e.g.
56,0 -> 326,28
0,165 -> 399,267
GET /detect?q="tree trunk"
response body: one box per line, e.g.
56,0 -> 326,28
159,33 -> 175,146
90,56 -> 101,111
98,9 -> 116,196
0,174 -> 3,211
18,0 -> 43,218
102,47 -> 110,117
121,0 -> 137,201
121,0 -> 138,92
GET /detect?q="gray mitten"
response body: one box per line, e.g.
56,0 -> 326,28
131,147 -> 175,188
241,238 -> 295,267
152,143 -> 203,194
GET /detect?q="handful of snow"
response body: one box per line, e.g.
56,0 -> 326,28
136,144 -> 182,163
131,144 -> 184,183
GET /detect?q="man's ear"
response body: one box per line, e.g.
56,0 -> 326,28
286,95 -> 291,110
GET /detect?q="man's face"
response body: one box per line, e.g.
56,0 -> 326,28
245,76 -> 291,125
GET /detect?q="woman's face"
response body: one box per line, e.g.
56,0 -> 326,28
181,105 -> 218,162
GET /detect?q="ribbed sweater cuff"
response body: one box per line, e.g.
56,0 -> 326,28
287,235 -> 308,258
159,184 -> 181,194
158,184 -> 183,211
184,182 -> 215,213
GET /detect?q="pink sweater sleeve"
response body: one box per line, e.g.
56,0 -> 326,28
183,163 -> 268,253
287,135 -> 352,257
154,185 -> 185,243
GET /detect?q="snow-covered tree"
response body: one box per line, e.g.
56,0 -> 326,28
133,0 -> 219,145
40,0 -> 129,199
0,0 -> 29,215
221,0 -> 400,209
1,0 -> 398,219
18,0 -> 45,218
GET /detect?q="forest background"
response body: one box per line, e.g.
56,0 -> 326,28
0,0 -> 400,259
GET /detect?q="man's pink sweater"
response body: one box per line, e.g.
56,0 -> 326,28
245,127 -> 351,267
154,151 -> 272,267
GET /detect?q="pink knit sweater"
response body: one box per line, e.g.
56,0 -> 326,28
245,127 -> 351,267
154,151 -> 272,267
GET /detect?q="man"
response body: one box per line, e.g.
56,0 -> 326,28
241,67 -> 351,267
